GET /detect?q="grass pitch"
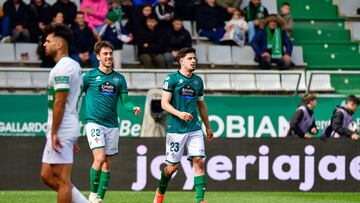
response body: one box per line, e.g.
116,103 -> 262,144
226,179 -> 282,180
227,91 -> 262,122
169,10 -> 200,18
0,191 -> 359,203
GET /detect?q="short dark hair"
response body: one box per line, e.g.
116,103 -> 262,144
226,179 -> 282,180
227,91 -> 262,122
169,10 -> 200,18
44,24 -> 72,46
347,95 -> 360,105
94,41 -> 114,55
176,47 -> 196,63
172,17 -> 183,22
76,11 -> 84,16
302,93 -> 317,104
281,2 -> 290,7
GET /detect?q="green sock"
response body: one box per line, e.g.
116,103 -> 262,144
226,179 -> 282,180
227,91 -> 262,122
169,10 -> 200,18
90,167 -> 101,193
97,171 -> 111,200
194,175 -> 206,203
157,169 -> 171,194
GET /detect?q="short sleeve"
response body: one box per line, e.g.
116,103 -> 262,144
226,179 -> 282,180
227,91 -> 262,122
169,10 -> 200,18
82,71 -> 89,92
118,75 -> 128,93
198,77 -> 204,97
53,66 -> 71,92
162,74 -> 176,92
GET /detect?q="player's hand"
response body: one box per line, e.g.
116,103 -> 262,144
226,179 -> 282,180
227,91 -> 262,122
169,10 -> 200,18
304,134 -> 312,139
206,128 -> 213,142
310,127 -> 318,134
351,133 -> 359,141
51,133 -> 62,153
178,112 -> 193,121
73,142 -> 80,153
134,107 -> 141,116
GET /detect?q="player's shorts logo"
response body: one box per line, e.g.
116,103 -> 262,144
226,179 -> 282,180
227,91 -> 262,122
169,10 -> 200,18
179,85 -> 195,101
99,81 -> 116,96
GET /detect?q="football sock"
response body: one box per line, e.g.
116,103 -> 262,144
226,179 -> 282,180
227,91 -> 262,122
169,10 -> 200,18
71,185 -> 88,203
90,167 -> 101,193
98,171 -> 111,200
194,175 -> 206,203
158,169 -> 171,194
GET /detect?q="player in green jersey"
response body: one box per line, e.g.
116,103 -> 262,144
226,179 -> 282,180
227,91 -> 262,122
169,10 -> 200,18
83,41 -> 141,203
153,47 -> 213,203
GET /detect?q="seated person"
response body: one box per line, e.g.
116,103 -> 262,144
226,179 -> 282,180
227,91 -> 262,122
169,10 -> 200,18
251,15 -> 293,70
153,0 -> 174,30
216,0 -> 242,19
196,0 -> 226,44
243,0 -> 268,43
279,2 -> 293,37
220,8 -> 248,47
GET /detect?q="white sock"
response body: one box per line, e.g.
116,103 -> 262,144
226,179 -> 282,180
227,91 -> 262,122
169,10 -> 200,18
72,186 -> 89,203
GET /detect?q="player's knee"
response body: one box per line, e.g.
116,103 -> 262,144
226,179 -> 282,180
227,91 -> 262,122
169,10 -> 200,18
40,170 -> 49,183
166,163 -> 180,175
56,177 -> 71,189
94,155 -> 106,165
193,157 -> 204,169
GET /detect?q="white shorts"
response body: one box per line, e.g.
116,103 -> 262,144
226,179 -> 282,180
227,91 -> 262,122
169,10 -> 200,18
86,122 -> 119,156
166,130 -> 205,164
42,131 -> 79,164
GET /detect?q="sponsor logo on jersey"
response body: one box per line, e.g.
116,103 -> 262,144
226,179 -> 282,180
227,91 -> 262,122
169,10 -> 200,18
179,85 -> 195,101
99,81 -> 116,96
179,79 -> 183,84
113,77 -> 120,83
96,76 -> 101,82
194,80 -> 199,86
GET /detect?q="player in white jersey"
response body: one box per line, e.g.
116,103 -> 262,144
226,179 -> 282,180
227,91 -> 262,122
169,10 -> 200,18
40,24 -> 88,203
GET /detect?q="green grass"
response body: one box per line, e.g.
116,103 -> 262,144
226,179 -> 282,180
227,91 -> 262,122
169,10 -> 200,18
1,191 -> 360,203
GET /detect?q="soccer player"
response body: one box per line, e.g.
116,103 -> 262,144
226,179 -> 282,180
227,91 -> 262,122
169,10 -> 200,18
40,24 -> 88,203
153,47 -> 213,203
83,41 -> 141,203
323,95 -> 360,140
286,93 -> 318,138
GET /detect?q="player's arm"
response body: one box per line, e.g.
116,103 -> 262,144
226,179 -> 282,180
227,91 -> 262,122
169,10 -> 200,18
119,92 -> 141,116
197,99 -> 213,142
51,91 -> 68,152
161,91 -> 192,121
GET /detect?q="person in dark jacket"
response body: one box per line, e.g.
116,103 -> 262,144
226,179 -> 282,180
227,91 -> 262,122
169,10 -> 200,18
28,0 -> 52,43
251,15 -> 293,70
162,18 -> 192,68
174,0 -> 199,21
196,0 -> 226,44
2,0 -> 30,42
244,0 -> 268,42
287,94 -> 318,139
126,3 -> 153,42
52,0 -> 77,26
323,95 -> 360,140
71,11 -> 98,68
136,16 -> 166,68
153,0 -> 174,30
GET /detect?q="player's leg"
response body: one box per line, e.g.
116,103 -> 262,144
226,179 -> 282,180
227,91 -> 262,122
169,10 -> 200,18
51,163 -> 73,203
97,156 -> 112,202
40,163 -> 59,191
187,130 -> 206,203
86,123 -> 106,202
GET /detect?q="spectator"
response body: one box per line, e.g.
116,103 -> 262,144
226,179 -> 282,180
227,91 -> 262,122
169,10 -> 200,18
137,17 -> 165,68
126,3 -> 153,40
322,95 -> 360,140
216,0 -> 242,18
52,0 -> 77,26
98,9 -> 133,69
162,18 -> 192,68
52,11 -> 65,26
286,93 -> 318,139
132,0 -> 158,7
71,11 -> 98,68
80,0 -> 108,34
244,0 -> 268,43
174,0 -> 200,21
251,15 -> 293,70
0,6 -> 4,40
2,0 -> 30,43
279,2 -> 293,37
196,0 -> 226,44
153,0 -> 174,30
28,0 -> 52,43
220,8 -> 248,46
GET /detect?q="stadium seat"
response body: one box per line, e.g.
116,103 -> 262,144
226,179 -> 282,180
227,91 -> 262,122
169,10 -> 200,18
292,46 -> 306,66
0,71 -> 7,87
281,73 -> 306,91
15,43 -> 40,62
183,21 -> 193,36
205,74 -> 231,90
6,72 -> 32,88
338,0 -> 360,16
0,43 -> 16,62
240,0 -> 278,14
307,73 -> 334,91
231,46 -> 257,66
230,74 -> 256,90
192,44 -> 209,64
130,72 -> 157,89
256,74 -> 281,91
31,72 -> 49,88
208,45 -> 232,65
351,22 -> 360,41
122,45 -> 140,65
